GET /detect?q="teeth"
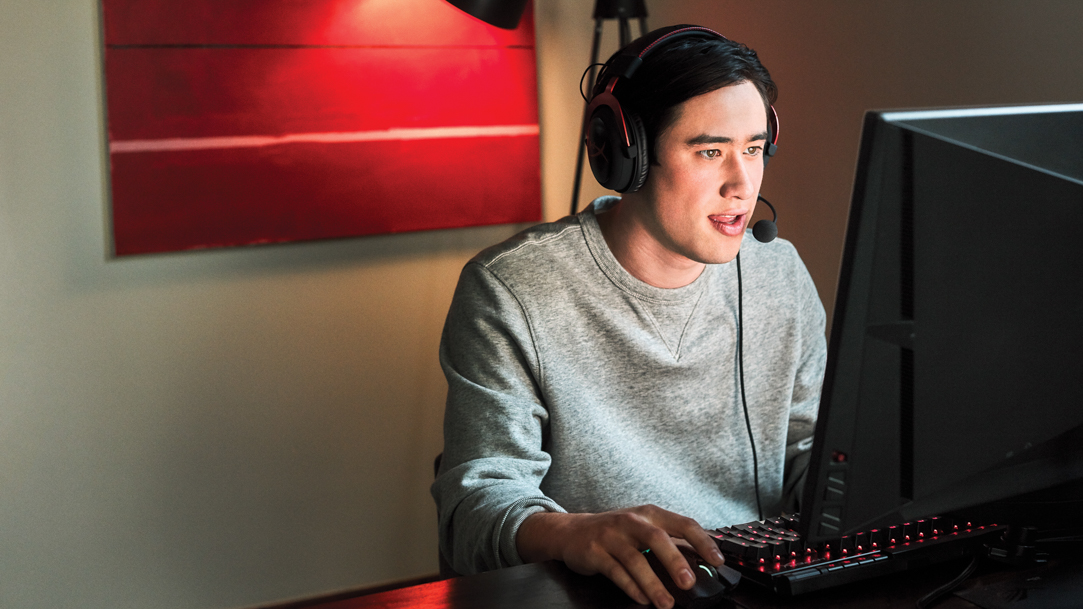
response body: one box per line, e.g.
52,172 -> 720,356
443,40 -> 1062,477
710,214 -> 742,228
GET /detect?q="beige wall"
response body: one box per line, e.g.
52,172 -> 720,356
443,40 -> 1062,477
1,1 -> 1081,609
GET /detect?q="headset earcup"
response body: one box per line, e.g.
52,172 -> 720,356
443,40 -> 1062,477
586,104 -> 635,192
763,105 -> 779,167
624,113 -> 650,192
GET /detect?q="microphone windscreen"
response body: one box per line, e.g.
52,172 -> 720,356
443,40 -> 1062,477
752,219 -> 777,243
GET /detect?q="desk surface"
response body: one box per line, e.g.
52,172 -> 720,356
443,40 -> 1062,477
281,558 -> 1026,609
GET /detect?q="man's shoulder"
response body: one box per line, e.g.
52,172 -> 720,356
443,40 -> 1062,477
470,215 -> 586,276
451,214 -> 596,319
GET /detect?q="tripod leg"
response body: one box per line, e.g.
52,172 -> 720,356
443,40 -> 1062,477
570,17 -> 605,216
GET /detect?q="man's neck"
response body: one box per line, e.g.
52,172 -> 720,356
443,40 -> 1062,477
595,197 -> 705,289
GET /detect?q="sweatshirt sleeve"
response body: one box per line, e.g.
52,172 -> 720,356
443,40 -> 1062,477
431,261 -> 566,575
782,260 -> 828,513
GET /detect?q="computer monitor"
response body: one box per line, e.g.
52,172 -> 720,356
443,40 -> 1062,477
800,103 -> 1083,544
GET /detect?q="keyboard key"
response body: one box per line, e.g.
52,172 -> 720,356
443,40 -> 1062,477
743,542 -> 771,561
838,535 -> 855,553
718,538 -> 750,556
867,528 -> 887,548
852,532 -> 870,552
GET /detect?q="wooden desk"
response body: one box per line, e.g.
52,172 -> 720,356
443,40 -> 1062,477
274,558 -> 1011,609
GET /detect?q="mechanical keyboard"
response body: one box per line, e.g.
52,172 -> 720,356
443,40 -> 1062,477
710,514 -> 1005,596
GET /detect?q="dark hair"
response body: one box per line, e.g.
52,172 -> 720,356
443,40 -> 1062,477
612,35 -> 777,164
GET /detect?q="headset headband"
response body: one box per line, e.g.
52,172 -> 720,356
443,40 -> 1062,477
592,26 -> 727,97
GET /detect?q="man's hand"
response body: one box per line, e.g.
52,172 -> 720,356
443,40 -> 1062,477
516,505 -> 725,609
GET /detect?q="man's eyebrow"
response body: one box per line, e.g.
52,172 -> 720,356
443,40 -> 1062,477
685,131 -> 771,146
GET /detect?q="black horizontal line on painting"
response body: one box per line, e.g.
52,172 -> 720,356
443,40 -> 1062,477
106,43 -> 534,50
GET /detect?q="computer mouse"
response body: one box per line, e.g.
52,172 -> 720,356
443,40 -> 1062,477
644,545 -> 741,609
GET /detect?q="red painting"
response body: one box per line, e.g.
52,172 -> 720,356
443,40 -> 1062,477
102,0 -> 541,256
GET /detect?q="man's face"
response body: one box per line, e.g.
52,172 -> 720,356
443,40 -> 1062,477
636,81 -> 769,265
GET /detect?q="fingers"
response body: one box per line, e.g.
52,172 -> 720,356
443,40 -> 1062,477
685,530 -> 726,567
595,553 -> 652,606
617,541 -> 682,608
592,515 -> 680,607
639,529 -> 695,592
646,506 -> 725,567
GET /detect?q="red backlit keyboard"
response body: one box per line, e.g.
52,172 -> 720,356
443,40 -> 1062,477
710,515 -> 1005,596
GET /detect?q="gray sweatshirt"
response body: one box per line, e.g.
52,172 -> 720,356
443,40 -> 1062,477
432,197 -> 827,575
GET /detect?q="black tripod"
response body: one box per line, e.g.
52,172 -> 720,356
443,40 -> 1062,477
570,0 -> 649,216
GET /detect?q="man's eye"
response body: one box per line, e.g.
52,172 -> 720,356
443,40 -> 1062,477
700,149 -> 721,159
746,146 -> 763,156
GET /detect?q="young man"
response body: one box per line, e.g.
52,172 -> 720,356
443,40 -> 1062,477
432,26 -> 826,609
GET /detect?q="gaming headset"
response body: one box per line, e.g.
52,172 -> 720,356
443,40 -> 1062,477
582,25 -> 780,195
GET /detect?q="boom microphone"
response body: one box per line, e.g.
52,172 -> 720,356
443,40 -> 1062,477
752,195 -> 778,243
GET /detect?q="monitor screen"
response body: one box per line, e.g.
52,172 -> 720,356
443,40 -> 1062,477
800,103 -> 1083,543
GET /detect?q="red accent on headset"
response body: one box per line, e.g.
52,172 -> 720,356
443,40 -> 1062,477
769,104 -> 780,145
583,78 -> 633,149
605,78 -> 632,147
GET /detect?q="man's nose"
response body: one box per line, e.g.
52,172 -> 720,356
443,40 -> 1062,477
720,155 -> 757,200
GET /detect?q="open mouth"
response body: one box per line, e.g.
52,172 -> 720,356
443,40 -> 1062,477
709,213 -> 747,235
